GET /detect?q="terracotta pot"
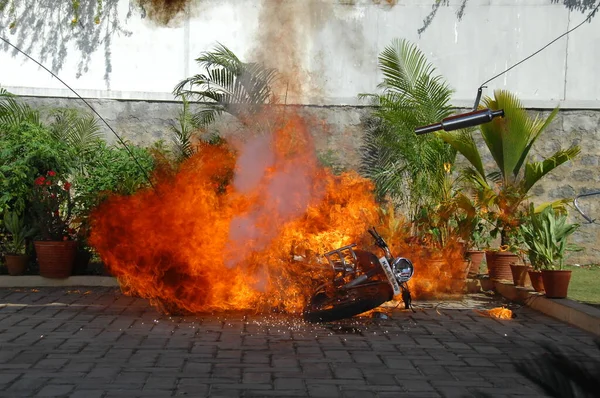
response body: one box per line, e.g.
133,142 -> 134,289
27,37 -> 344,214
34,240 -> 77,278
510,264 -> 530,287
449,260 -> 470,293
542,270 -> 572,299
528,270 -> 545,293
4,254 -> 28,276
485,251 -> 517,281
465,250 -> 485,276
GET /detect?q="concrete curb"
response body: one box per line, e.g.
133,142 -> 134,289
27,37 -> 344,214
0,276 -> 119,288
495,281 -> 600,336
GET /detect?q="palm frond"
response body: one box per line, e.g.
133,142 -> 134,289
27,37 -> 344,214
438,129 -> 486,181
378,39 -> 434,96
49,109 -> 102,158
169,96 -> 199,161
0,90 -> 40,129
481,90 -> 532,183
523,146 -> 581,193
460,167 -> 491,191
515,106 -> 560,176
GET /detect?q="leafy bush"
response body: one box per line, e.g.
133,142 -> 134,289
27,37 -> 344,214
72,140 -> 154,211
0,122 -> 73,214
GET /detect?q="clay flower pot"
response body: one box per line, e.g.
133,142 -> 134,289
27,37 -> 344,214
510,263 -> 530,287
486,251 -> 517,282
4,254 -> 28,276
528,270 -> 545,293
541,270 -> 572,299
465,250 -> 485,276
34,240 -> 77,278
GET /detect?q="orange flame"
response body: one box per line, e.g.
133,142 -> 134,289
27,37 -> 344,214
89,111 -> 468,315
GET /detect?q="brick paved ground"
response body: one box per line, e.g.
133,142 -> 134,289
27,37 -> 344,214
0,287 -> 598,398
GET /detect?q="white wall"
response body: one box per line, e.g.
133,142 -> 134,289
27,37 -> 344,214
1,0 -> 599,108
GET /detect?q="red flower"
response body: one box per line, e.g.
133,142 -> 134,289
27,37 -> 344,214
63,236 -> 68,241
34,176 -> 46,186
47,171 -> 56,177
63,182 -> 71,191
46,180 -> 51,186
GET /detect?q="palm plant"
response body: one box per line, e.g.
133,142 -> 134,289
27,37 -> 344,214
0,88 -> 40,128
169,95 -> 197,161
49,108 -> 103,169
173,43 -> 279,128
439,90 -> 580,247
360,39 -> 456,223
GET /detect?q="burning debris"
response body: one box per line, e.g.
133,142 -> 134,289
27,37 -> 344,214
89,110 -> 469,316
475,307 -> 515,320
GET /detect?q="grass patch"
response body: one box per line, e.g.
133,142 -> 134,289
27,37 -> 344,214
565,264 -> 600,305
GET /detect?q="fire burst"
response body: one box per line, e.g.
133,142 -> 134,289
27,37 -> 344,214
89,111 -> 467,315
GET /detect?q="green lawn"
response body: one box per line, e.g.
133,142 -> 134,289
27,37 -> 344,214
565,264 -> 600,305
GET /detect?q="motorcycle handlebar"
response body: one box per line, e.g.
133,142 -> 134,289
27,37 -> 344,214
368,227 -> 388,249
368,228 -> 379,239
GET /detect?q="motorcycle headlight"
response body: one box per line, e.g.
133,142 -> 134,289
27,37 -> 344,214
391,257 -> 414,283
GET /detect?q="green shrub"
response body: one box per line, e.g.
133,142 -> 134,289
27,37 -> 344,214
0,122 -> 73,214
72,140 -> 154,211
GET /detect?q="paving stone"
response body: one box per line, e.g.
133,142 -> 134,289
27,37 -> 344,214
0,288 -> 598,398
243,371 -> 272,383
68,390 -> 105,398
36,384 -> 74,396
331,366 -> 362,379
275,377 -> 306,390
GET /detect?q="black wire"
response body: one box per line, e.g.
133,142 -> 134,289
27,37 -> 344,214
480,2 -> 600,89
0,35 -> 155,189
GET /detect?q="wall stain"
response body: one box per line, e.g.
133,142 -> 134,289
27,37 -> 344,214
253,0 -> 331,102
137,0 -> 190,25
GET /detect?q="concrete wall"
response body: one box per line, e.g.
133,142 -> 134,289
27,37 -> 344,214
1,0 -> 600,108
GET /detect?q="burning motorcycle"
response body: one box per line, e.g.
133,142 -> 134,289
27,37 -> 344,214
303,227 -> 414,322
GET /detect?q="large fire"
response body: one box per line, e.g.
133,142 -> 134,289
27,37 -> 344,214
89,111 -> 467,315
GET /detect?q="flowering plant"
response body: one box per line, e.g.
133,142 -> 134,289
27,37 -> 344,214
30,171 -> 76,241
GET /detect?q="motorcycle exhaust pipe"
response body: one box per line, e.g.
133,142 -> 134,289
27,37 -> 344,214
344,274 -> 368,288
415,108 -> 504,135
344,265 -> 383,289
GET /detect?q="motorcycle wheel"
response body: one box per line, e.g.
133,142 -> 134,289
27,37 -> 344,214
303,281 -> 393,323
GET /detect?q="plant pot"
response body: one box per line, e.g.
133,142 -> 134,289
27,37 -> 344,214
4,254 -> 28,276
541,270 -> 572,299
34,240 -> 77,278
73,250 -> 92,275
485,251 -> 517,282
528,270 -> 545,293
510,263 -> 530,287
465,250 -> 485,276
